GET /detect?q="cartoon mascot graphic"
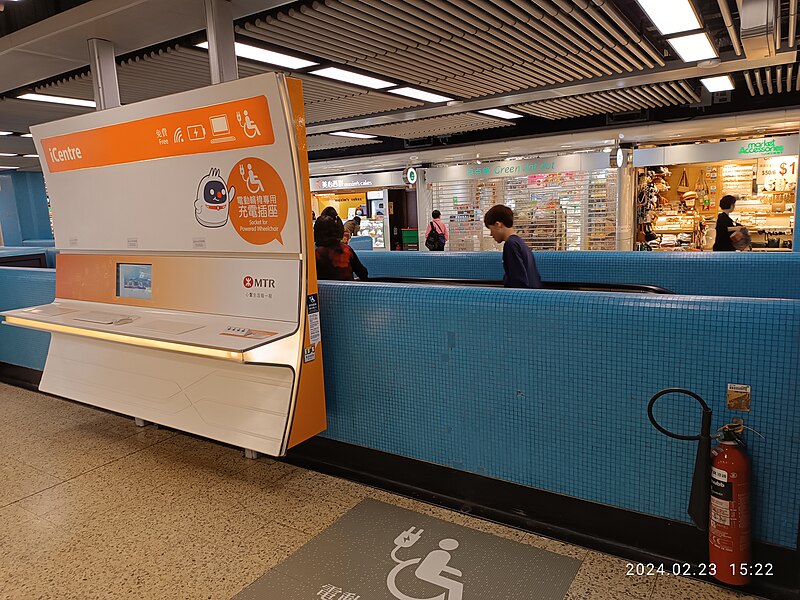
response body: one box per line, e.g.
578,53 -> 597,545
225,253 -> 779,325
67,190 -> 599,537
195,168 -> 235,228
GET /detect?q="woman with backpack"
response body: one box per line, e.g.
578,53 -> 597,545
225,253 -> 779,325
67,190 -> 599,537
424,210 -> 448,251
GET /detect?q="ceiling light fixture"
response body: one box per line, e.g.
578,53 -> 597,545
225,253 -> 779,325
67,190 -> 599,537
668,32 -> 718,62
0,153 -> 16,157
310,67 -> 394,89
701,74 -> 735,92
196,42 -> 317,70
0,166 -> 20,170
388,87 -> 453,103
478,109 -> 524,119
19,133 -> 32,137
23,154 -> 39,158
17,93 -> 96,108
0,131 -> 12,136
330,131 -> 378,139
635,0 -> 701,36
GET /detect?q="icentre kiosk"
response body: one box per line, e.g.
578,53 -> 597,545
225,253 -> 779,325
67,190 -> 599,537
3,73 -> 326,457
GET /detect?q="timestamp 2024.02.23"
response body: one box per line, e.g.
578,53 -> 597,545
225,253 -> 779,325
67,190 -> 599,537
626,563 -> 774,577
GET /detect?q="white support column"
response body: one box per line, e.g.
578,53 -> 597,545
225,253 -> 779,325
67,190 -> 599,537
87,38 -> 121,110
617,163 -> 636,251
203,0 -> 238,84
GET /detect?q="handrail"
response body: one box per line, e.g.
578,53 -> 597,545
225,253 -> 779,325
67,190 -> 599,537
365,277 -> 674,294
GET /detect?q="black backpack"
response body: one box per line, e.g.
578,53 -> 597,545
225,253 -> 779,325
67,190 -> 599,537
425,221 -> 445,251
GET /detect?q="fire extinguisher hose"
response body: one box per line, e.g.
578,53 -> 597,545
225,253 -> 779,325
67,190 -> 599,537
647,388 -> 713,531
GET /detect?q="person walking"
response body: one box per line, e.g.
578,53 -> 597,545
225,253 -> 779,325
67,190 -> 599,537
713,195 -> 744,252
424,210 -> 449,251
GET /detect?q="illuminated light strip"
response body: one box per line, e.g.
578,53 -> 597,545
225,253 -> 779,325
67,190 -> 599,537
4,316 -> 243,361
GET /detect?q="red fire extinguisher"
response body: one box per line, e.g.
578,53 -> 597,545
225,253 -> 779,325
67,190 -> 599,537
709,420 -> 751,586
648,391 -> 755,587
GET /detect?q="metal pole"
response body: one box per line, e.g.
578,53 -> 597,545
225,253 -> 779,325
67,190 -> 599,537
203,0 -> 238,84
87,38 -> 121,110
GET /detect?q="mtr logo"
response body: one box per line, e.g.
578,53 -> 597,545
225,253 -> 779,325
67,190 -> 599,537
243,276 -> 276,289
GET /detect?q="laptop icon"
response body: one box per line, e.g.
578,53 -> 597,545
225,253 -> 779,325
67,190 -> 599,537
209,114 -> 236,144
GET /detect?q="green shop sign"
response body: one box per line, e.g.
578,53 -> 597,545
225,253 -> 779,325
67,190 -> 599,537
738,139 -> 785,156
466,161 -> 556,177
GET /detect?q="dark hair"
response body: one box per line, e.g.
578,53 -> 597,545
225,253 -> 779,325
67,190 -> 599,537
720,195 -> 737,210
353,216 -> 361,223
483,204 -> 514,227
432,210 -> 441,219
321,206 -> 339,219
314,215 -> 344,248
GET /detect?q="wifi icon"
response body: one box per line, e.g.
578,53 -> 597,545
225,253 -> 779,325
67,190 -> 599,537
174,128 -> 185,143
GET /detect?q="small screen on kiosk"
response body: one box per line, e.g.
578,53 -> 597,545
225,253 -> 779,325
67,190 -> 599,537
116,264 -> 152,300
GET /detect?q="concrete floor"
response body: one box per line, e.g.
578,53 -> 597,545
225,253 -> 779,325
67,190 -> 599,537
0,382 -> 763,600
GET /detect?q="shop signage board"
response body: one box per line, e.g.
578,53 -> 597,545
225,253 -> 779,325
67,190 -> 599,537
633,135 -> 800,167
3,73 -> 327,457
234,499 -> 580,600
424,152 -> 612,183
311,170 -> 406,190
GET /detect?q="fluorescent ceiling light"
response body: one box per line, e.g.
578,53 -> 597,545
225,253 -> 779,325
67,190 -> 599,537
0,166 -> 20,170
23,154 -> 39,158
310,67 -> 394,89
388,87 -> 452,103
196,42 -> 317,69
0,131 -> 12,136
479,108 -> 524,119
330,131 -> 377,139
20,133 -> 32,137
635,0 -> 701,36
701,75 -> 735,92
0,153 -> 16,157
668,32 -> 717,62
18,93 -> 96,108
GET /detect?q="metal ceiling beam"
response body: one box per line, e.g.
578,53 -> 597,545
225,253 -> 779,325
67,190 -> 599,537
306,51 -> 797,134
0,0 -> 291,95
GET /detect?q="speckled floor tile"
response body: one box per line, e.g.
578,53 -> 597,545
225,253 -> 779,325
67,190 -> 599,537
655,573 -> 766,599
0,455 -> 62,507
0,384 -> 771,600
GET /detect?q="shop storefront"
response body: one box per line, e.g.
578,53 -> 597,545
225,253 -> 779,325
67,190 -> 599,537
422,152 -> 630,252
310,170 -> 418,250
633,136 -> 799,251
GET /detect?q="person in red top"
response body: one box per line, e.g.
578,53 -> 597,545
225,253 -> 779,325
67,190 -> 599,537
313,215 -> 368,281
424,210 -> 449,251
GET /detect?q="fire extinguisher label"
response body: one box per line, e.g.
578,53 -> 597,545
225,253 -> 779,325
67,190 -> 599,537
711,496 -> 731,526
711,469 -> 733,501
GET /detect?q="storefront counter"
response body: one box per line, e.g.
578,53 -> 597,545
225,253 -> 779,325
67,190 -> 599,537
355,251 -> 800,299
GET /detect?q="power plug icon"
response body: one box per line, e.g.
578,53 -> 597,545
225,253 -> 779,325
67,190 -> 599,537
393,526 -> 424,548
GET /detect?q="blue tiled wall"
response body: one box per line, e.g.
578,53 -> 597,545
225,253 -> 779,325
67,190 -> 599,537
0,267 -> 54,370
357,251 -> 800,299
318,282 -> 800,549
2,266 -> 798,549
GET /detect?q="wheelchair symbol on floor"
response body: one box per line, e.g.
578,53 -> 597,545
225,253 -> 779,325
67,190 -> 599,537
387,527 -> 463,600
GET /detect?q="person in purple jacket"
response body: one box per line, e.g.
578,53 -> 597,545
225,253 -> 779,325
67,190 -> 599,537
484,205 -> 542,289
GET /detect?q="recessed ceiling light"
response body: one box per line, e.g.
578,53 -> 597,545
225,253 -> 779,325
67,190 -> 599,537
310,67 -> 394,89
701,75 -> 735,92
498,151 -> 510,155
388,87 -> 453,103
196,42 -> 317,70
20,133 -> 32,137
409,155 -> 419,160
23,154 -> 39,158
668,32 -> 718,62
330,131 -> 378,139
635,0 -> 701,36
0,153 -> 16,157
0,132 -> 12,136
17,93 -> 96,108
0,166 -> 20,170
478,109 -> 524,119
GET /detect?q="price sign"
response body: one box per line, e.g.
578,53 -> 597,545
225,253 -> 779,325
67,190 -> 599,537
757,156 -> 798,192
